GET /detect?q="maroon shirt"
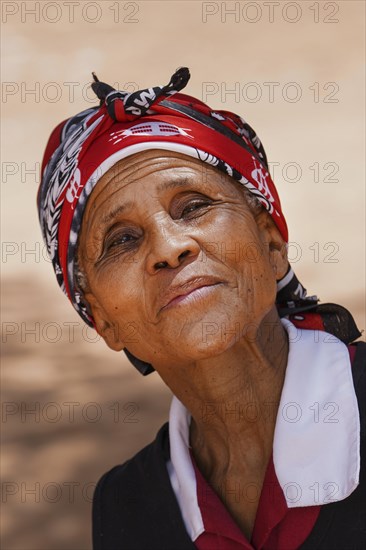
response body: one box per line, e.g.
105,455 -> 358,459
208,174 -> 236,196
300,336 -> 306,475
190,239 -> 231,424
192,452 -> 320,550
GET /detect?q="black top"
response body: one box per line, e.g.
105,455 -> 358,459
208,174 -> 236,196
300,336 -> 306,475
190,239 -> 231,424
92,342 -> 366,550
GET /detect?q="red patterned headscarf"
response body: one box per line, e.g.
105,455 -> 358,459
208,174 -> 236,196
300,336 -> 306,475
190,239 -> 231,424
38,68 -> 320,374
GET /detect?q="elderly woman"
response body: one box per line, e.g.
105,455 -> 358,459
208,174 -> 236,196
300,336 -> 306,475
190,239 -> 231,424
37,68 -> 365,550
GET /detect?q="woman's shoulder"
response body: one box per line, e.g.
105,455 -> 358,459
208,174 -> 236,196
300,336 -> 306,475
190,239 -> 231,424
350,340 -> 366,436
349,339 -> 366,369
92,422 -> 195,550
349,340 -> 366,406
93,421 -> 170,506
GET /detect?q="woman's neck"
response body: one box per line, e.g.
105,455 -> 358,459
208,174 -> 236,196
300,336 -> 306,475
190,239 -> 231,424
169,310 -> 288,451
167,307 -> 289,540
167,306 -> 289,477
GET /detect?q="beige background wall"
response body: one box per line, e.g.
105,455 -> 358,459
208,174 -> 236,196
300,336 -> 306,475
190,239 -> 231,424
1,1 -> 365,548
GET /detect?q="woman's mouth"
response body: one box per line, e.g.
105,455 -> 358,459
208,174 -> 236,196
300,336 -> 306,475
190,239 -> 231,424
162,283 -> 223,311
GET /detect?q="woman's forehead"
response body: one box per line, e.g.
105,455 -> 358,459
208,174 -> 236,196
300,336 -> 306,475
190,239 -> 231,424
84,149 -> 239,215
98,149 -> 219,186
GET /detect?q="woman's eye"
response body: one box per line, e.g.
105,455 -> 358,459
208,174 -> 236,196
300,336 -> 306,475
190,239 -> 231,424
181,200 -> 211,217
106,232 -> 137,251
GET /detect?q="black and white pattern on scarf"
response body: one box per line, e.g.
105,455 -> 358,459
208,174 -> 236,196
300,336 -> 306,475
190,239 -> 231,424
37,107 -> 104,296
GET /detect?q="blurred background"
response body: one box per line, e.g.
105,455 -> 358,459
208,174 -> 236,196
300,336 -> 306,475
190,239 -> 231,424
1,1 -> 365,548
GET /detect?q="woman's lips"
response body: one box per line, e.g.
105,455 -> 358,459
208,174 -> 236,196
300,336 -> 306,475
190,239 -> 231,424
162,283 -> 223,311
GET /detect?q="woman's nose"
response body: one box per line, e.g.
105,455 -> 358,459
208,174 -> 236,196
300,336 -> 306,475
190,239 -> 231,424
145,216 -> 201,273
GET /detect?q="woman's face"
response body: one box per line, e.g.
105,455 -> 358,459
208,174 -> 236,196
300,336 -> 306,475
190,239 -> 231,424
78,150 -> 287,371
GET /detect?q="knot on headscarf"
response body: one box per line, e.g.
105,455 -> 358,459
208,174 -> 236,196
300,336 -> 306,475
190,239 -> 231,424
91,67 -> 191,122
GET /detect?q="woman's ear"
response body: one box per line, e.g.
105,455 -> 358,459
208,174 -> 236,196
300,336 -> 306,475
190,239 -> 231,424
254,209 -> 288,280
83,291 -> 125,352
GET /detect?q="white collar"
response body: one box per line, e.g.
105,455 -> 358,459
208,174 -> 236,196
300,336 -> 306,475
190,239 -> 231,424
167,318 -> 360,540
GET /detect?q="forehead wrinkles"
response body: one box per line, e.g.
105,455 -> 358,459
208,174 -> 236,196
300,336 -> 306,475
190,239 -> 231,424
82,153 -> 244,236
82,157 -> 157,234
84,155 -> 157,220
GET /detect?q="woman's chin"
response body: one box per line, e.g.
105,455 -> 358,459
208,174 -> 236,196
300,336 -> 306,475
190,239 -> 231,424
165,321 -> 242,363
